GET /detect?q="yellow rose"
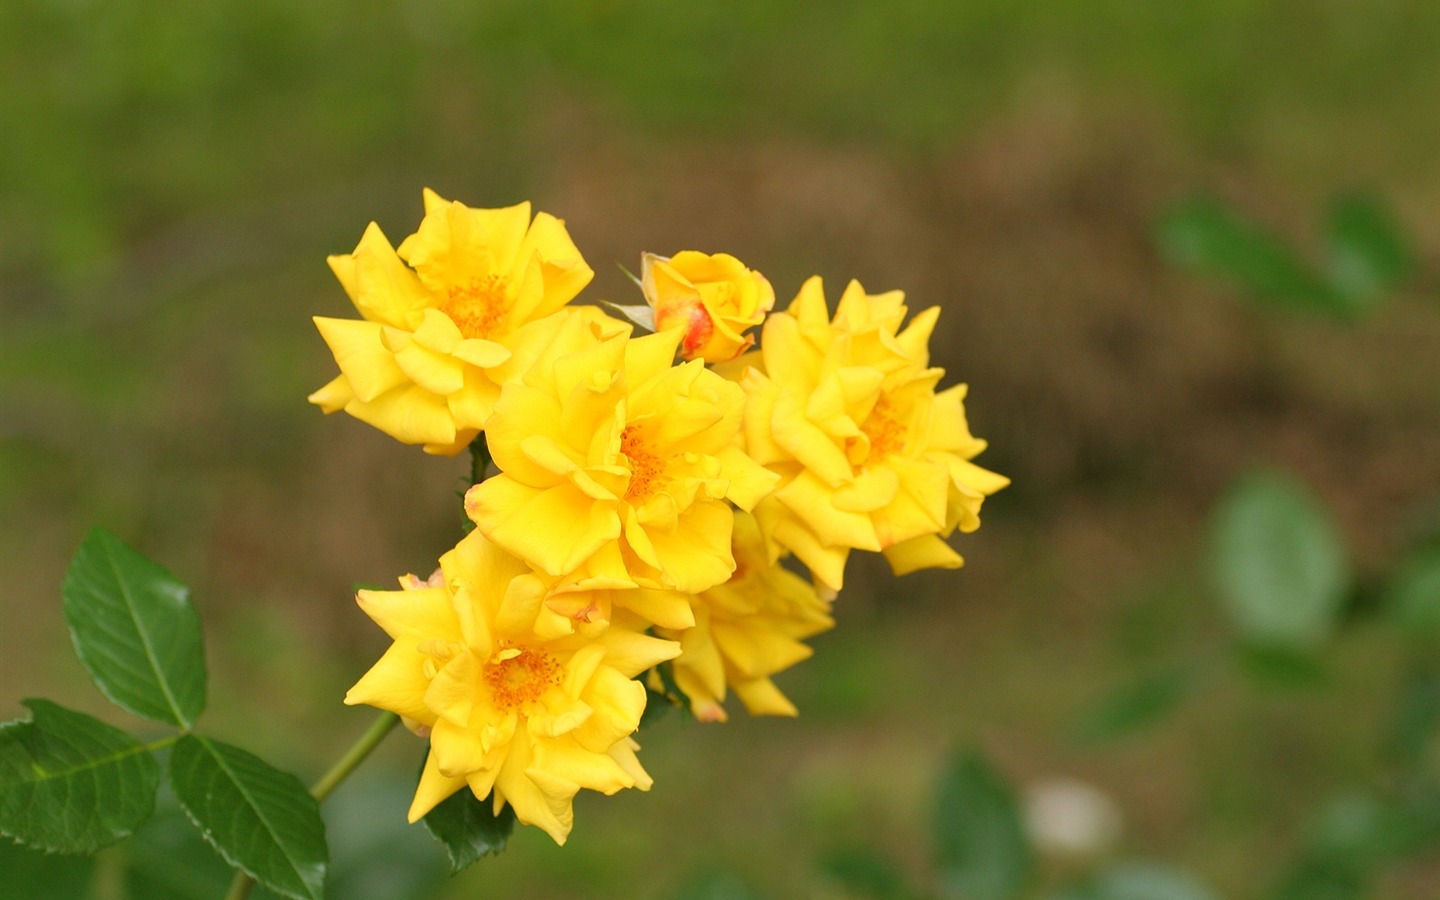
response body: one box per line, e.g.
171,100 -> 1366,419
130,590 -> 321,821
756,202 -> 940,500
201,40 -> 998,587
309,189 -> 601,454
464,327 -> 778,594
659,512 -> 834,723
344,529 -> 679,844
641,251 -> 774,363
737,276 -> 1009,590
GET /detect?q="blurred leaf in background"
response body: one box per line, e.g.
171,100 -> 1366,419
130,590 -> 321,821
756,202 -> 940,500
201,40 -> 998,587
934,749 -> 1032,900
1210,470 -> 1351,655
1155,193 -> 1415,321
1050,861 -> 1219,900
1072,663 -> 1197,743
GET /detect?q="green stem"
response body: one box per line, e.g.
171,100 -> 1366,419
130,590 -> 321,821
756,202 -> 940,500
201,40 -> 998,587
221,711 -> 401,899
469,434 -> 492,486
309,710 -> 400,802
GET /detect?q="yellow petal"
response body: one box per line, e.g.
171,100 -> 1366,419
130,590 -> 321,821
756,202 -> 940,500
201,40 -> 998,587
515,211 -> 594,312
354,586 -> 457,642
615,588 -> 695,631
484,383 -> 565,485
770,388 -> 853,486
949,456 -> 1012,496
343,222 -> 433,328
468,477 -> 621,578
574,666 -> 648,745
445,370 -> 501,433
425,649 -> 485,731
870,457 -> 949,546
393,336 -> 465,396
895,305 -> 940,362
762,509 -> 850,591
775,471 -> 880,551
595,627 -> 682,679
407,749 -> 468,822
530,740 -> 634,795
712,622 -> 812,678
495,738 -> 577,845
343,643 -> 435,722
400,198 -> 531,295
607,738 -> 653,790
488,306 -> 630,387
882,533 -> 963,576
645,500 -> 736,594
831,465 -> 900,513
451,337 -> 511,369
623,506 -> 663,571
312,317 -> 408,403
308,373 -> 354,413
429,712 -> 491,776
493,571 -> 549,637
624,328 -> 685,387
344,383 -> 459,449
732,677 -> 798,718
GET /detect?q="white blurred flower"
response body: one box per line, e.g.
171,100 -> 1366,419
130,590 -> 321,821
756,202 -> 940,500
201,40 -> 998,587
1022,777 -> 1123,859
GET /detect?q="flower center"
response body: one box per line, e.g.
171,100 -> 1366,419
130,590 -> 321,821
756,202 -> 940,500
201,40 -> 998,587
620,424 -> 666,502
852,393 -> 907,464
439,274 -> 509,339
483,643 -> 562,712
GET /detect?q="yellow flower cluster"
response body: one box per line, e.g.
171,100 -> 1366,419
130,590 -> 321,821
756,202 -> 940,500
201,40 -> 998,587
319,191 -> 1005,844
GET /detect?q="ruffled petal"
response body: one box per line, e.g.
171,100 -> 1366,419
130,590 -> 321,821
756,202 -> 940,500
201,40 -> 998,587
312,317 -> 408,403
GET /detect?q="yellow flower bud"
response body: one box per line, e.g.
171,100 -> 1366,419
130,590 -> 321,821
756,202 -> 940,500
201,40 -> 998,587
641,251 -> 775,363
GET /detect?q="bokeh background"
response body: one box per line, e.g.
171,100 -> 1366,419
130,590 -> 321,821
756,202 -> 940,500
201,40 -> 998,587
3,2 -> 1440,897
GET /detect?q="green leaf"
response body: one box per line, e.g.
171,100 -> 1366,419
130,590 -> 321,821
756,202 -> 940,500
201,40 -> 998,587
1325,194 -> 1411,314
934,749 -> 1032,900
0,836 -> 96,899
62,527 -> 207,728
1074,666 -> 1194,742
1211,472 -> 1350,651
1388,668 -> 1440,765
821,850 -> 914,898
0,699 -> 159,854
1271,861 -> 1363,900
1302,790 -> 1414,868
1385,550 -> 1440,640
1235,644 -> 1329,688
1269,788 -> 1414,900
1155,197 -> 1336,315
674,871 -> 765,900
1051,862 -> 1218,900
421,770 -> 515,874
168,735 -> 326,900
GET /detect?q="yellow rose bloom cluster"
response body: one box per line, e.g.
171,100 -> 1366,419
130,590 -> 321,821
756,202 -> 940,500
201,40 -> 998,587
322,191 -> 1004,847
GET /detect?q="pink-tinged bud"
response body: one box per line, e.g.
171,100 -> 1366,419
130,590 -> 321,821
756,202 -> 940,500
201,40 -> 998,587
640,251 -> 774,363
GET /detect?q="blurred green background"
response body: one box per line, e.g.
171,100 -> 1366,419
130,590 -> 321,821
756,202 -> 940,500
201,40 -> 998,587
3,1 -> 1440,897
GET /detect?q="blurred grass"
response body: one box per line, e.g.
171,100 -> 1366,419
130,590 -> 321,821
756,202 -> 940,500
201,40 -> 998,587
3,0 -> 1440,897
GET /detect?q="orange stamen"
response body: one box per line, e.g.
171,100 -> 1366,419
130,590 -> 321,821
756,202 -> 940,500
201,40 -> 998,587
483,643 -> 562,712
621,424 -> 665,502
439,274 -> 509,339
